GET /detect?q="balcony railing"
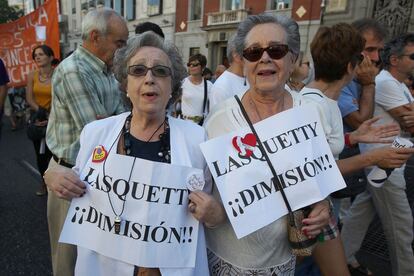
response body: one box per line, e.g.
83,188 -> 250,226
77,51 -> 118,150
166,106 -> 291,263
265,8 -> 292,18
207,9 -> 248,26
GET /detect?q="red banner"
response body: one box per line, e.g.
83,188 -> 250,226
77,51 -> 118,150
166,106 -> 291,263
0,0 -> 60,87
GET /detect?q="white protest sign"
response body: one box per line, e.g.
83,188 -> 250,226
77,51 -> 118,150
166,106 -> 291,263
35,25 -> 46,42
60,153 -> 203,268
200,105 -> 345,238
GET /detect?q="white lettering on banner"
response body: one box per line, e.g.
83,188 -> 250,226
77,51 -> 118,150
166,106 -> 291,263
0,46 -> 38,83
60,154 -> 203,268
200,105 -> 346,238
13,7 -> 49,32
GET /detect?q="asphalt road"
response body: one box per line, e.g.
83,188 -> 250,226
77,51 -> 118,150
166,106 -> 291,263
0,119 -> 52,276
1,116 -> 413,276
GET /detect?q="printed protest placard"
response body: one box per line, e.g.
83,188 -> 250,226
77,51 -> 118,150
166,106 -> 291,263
200,105 -> 345,238
60,153 -> 202,268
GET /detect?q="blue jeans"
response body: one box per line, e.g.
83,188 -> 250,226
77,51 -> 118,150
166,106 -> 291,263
295,256 -> 321,276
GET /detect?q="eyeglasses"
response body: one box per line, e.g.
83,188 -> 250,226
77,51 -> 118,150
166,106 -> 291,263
187,62 -> 200,67
400,53 -> 414,60
242,44 -> 289,62
127,65 -> 172,77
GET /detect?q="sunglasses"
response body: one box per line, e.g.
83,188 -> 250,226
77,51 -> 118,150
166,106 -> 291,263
127,65 -> 172,77
400,53 -> 414,60
242,44 -> 289,62
187,62 -> 201,67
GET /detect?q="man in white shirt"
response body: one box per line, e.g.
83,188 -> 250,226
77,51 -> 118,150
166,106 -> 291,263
210,35 -> 249,107
341,33 -> 414,276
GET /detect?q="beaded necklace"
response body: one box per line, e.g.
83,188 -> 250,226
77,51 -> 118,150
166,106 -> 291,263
102,114 -> 171,234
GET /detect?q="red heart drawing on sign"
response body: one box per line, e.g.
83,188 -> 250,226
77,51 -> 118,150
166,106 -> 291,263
232,133 -> 257,157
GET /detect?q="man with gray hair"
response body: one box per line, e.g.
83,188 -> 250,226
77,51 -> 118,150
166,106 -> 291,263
341,33 -> 414,276
45,8 -> 128,276
210,35 -> 248,107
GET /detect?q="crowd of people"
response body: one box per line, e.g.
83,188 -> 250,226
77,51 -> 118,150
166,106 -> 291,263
1,6 -> 414,276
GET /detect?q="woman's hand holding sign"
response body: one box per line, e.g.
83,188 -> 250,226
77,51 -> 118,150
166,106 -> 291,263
44,166 -> 86,200
188,191 -> 226,228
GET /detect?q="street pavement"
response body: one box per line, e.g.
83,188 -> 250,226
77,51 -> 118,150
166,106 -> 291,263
0,119 -> 52,275
1,116 -> 413,276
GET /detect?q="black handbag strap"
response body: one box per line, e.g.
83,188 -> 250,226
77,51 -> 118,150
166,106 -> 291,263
202,79 -> 208,115
234,95 -> 293,215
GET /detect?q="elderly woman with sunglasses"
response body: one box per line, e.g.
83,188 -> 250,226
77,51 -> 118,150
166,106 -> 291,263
44,32 -> 212,275
191,14 -> 413,276
185,14 -> 334,275
180,53 -> 213,125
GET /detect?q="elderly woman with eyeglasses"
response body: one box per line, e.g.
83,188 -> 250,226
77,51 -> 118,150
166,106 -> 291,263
44,32 -> 214,275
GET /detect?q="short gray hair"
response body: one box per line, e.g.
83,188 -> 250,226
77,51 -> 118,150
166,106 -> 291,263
113,31 -> 187,99
233,14 -> 300,60
381,33 -> 414,69
226,34 -> 237,64
81,8 -> 125,40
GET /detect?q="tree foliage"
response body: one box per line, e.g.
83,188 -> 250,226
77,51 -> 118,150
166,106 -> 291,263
0,0 -> 24,24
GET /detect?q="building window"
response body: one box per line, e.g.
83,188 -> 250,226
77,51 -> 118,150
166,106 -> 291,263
147,0 -> 162,16
104,0 -> 113,8
270,0 -> 290,10
81,2 -> 88,11
89,0 -> 96,8
190,0 -> 202,20
223,0 -> 241,10
189,47 -> 200,57
114,0 -> 124,16
326,0 -> 347,12
71,0 -> 76,13
126,0 -> 136,20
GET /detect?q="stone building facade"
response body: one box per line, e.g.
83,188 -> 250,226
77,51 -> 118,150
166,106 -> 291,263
29,0 -> 414,66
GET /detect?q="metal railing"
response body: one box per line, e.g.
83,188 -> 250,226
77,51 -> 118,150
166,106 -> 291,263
207,9 -> 248,26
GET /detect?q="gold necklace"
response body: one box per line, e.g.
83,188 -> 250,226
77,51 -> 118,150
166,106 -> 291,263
38,70 -> 53,83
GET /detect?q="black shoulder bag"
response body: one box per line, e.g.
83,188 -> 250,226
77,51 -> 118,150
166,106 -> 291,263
27,107 -> 48,141
199,79 -> 209,126
331,146 -> 367,198
234,95 -> 317,256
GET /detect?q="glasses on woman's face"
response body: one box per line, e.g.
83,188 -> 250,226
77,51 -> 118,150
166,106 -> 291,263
187,62 -> 201,67
127,65 -> 172,77
242,44 -> 289,62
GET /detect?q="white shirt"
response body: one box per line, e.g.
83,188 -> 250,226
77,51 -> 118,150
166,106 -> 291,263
361,70 -> 414,158
181,77 -> 213,117
203,89 -> 331,269
72,113 -> 210,276
374,69 -> 413,129
300,87 -> 344,159
210,70 -> 249,107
